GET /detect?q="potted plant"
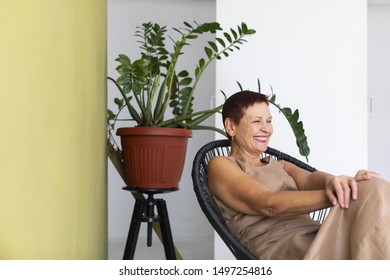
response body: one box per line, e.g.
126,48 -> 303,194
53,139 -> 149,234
107,21 -> 256,189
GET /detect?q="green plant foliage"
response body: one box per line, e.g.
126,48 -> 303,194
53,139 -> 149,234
108,21 -> 255,136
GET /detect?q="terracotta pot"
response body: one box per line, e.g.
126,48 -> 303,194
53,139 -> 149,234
116,127 -> 192,189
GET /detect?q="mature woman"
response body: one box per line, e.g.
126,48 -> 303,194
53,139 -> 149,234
208,90 -> 390,259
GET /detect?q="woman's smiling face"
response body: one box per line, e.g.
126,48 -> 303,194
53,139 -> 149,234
232,102 -> 273,156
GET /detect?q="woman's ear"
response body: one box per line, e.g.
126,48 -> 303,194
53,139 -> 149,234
224,118 -> 235,137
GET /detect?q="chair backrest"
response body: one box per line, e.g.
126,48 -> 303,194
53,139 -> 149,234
191,139 -> 330,260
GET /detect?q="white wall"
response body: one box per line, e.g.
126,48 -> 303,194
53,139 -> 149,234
107,0 -> 217,259
215,0 -> 368,259
368,1 -> 390,181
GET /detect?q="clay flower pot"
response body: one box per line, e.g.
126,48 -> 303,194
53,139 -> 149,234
117,127 -> 192,189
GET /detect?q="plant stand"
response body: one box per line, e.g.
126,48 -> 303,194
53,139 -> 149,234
122,187 -> 177,260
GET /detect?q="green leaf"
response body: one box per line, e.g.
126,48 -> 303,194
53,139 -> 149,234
208,41 -> 218,52
241,22 -> 248,33
198,58 -> 205,68
107,110 -> 116,121
223,32 -> 232,43
207,22 -> 222,33
114,97 -> 124,107
236,81 -> 243,91
115,54 -> 131,65
204,46 -> 213,58
179,77 -> 192,86
195,67 -> 200,77
283,107 -> 292,116
183,21 -> 193,29
257,78 -> 262,93
230,28 -> 238,39
170,100 -> 179,107
186,34 -> 198,39
216,38 -> 226,48
291,109 -> 299,123
122,83 -> 132,94
237,25 -> 242,36
179,87 -> 192,95
172,27 -> 183,35
178,70 -> 189,77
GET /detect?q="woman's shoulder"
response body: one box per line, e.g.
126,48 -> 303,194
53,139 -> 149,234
208,155 -> 236,166
208,156 -> 246,174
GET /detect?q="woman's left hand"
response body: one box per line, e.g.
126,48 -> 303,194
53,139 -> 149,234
354,169 -> 382,182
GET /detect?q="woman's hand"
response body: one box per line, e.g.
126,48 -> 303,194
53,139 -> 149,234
354,169 -> 382,182
325,170 -> 382,209
325,175 -> 357,209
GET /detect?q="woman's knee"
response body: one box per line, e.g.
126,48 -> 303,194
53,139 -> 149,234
357,177 -> 390,198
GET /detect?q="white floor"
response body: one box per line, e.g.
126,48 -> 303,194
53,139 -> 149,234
109,235 -> 214,260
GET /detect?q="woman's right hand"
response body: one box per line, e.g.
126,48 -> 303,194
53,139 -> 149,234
325,170 -> 382,209
325,175 -> 358,209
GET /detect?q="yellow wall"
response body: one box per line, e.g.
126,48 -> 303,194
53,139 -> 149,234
0,0 -> 107,259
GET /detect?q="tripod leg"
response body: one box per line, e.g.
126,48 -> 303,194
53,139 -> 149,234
123,199 -> 144,260
146,195 -> 155,247
156,199 -> 176,260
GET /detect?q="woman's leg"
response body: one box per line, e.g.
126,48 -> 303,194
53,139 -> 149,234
304,178 -> 390,259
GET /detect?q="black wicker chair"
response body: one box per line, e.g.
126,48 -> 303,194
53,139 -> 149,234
191,139 -> 330,260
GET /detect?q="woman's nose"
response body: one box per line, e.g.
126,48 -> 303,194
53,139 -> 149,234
260,122 -> 271,133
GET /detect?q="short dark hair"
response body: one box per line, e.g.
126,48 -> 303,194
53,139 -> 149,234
222,90 -> 269,126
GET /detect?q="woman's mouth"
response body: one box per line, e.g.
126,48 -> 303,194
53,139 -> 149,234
254,136 -> 268,143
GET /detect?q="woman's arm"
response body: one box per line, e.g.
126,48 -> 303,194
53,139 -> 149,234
281,160 -> 333,191
282,161 -> 382,209
207,157 -> 332,217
